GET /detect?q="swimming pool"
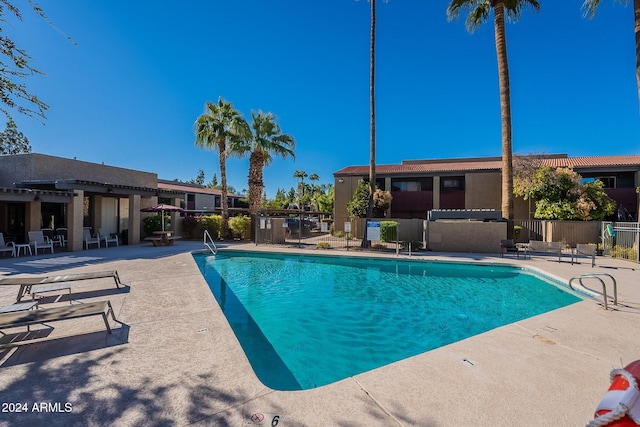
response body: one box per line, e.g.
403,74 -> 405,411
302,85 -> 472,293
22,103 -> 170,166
194,250 -> 583,390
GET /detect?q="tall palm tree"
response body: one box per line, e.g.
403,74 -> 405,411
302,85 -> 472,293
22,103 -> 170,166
363,0 -> 377,249
582,0 -> 640,103
447,0 -> 540,221
293,170 -> 308,209
236,110 -> 295,215
194,97 -> 250,238
309,173 -> 320,211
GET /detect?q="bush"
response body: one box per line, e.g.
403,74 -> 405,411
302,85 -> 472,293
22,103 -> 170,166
514,225 -> 522,241
229,215 -> 251,239
199,215 -> 222,240
316,242 -> 331,250
142,214 -> 169,236
380,221 -> 398,243
181,215 -> 199,239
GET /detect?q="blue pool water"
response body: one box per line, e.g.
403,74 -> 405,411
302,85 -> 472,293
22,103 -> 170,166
193,250 -> 582,390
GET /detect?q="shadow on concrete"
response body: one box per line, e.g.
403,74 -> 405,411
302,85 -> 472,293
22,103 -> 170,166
0,240 -> 219,276
0,329 -> 262,426
0,324 -> 129,364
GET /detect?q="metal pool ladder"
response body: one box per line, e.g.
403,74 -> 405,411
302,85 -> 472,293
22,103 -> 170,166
204,230 -> 217,255
569,273 -> 617,310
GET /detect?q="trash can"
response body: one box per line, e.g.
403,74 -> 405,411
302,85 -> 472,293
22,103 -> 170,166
120,229 -> 129,245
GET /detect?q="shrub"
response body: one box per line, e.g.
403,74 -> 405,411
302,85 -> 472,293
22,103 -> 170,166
380,221 -> 398,243
142,214 -> 169,236
229,215 -> 251,239
513,225 -> 522,241
316,242 -> 331,250
181,215 -> 199,239
199,215 -> 222,240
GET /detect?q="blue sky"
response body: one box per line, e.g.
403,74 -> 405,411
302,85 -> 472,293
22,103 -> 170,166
10,0 -> 640,197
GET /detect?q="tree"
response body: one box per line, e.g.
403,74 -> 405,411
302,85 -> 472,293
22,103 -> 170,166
234,111 -> 295,215
309,173 -> 320,210
0,2 -> 49,124
293,170 -> 308,209
364,0 -> 377,248
447,0 -> 540,221
582,0 -> 640,102
187,169 -> 205,186
0,118 -> 30,154
514,165 -> 615,220
194,97 -> 250,238
317,185 -> 335,213
347,180 -> 391,219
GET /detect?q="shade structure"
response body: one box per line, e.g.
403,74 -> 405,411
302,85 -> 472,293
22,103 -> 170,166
140,203 -> 184,232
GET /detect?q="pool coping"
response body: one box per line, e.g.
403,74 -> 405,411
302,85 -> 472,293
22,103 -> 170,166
0,241 -> 638,426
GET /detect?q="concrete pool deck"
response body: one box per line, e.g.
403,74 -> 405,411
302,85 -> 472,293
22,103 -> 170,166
0,241 -> 638,426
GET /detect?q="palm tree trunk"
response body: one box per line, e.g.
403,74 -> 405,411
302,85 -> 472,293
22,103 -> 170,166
218,141 -> 230,239
635,0 -> 640,103
493,0 -> 514,221
248,150 -> 264,215
364,0 -> 376,248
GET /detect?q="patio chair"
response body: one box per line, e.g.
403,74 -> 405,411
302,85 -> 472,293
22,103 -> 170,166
500,239 -> 520,259
83,228 -> 100,249
100,228 -> 119,248
42,228 -> 63,248
0,233 -> 15,257
28,231 -> 54,254
56,228 -> 68,247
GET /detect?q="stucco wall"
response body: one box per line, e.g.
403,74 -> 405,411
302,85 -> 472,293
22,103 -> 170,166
427,220 -> 507,253
0,153 -> 158,188
465,172 -> 501,210
334,175 -> 365,219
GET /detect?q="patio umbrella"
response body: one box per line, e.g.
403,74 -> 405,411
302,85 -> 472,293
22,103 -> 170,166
140,203 -> 184,232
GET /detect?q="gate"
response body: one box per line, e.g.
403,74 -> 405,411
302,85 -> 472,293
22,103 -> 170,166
602,222 -> 640,263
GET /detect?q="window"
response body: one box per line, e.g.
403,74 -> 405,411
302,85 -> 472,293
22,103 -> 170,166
391,177 -> 433,192
596,176 -> 616,188
441,176 -> 464,190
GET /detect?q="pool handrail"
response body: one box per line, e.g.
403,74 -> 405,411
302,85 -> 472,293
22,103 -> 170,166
568,273 -> 617,310
204,230 -> 217,255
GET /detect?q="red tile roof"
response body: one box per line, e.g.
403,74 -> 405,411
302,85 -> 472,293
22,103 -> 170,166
334,154 -> 640,176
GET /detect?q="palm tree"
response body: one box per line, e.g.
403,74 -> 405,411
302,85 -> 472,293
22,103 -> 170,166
447,0 -> 540,221
237,110 -> 295,215
194,97 -> 250,238
582,0 -> 640,103
363,0 -> 377,249
293,170 -> 308,209
309,173 -> 320,211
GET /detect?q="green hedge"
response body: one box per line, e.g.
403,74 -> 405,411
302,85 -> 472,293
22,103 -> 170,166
199,215 -> 222,240
380,221 -> 397,243
229,215 -> 251,239
142,214 -> 170,236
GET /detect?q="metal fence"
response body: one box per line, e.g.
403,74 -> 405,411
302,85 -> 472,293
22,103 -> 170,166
512,220 -> 600,247
255,215 -> 425,255
255,214 -> 639,263
602,221 -> 640,263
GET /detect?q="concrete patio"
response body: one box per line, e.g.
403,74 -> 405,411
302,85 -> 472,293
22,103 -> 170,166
0,241 -> 638,426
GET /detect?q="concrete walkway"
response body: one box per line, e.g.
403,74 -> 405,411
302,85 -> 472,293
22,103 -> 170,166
0,241 -> 638,426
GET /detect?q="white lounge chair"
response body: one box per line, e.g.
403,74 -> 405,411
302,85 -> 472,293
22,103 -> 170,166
83,228 -> 100,249
28,231 -> 54,254
100,228 -> 119,247
0,233 -> 15,257
42,228 -> 64,248
56,228 -> 68,247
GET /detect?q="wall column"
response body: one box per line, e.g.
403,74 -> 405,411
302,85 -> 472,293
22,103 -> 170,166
25,200 -> 41,240
128,194 -> 141,245
67,189 -> 84,251
433,176 -> 441,210
170,197 -> 182,236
